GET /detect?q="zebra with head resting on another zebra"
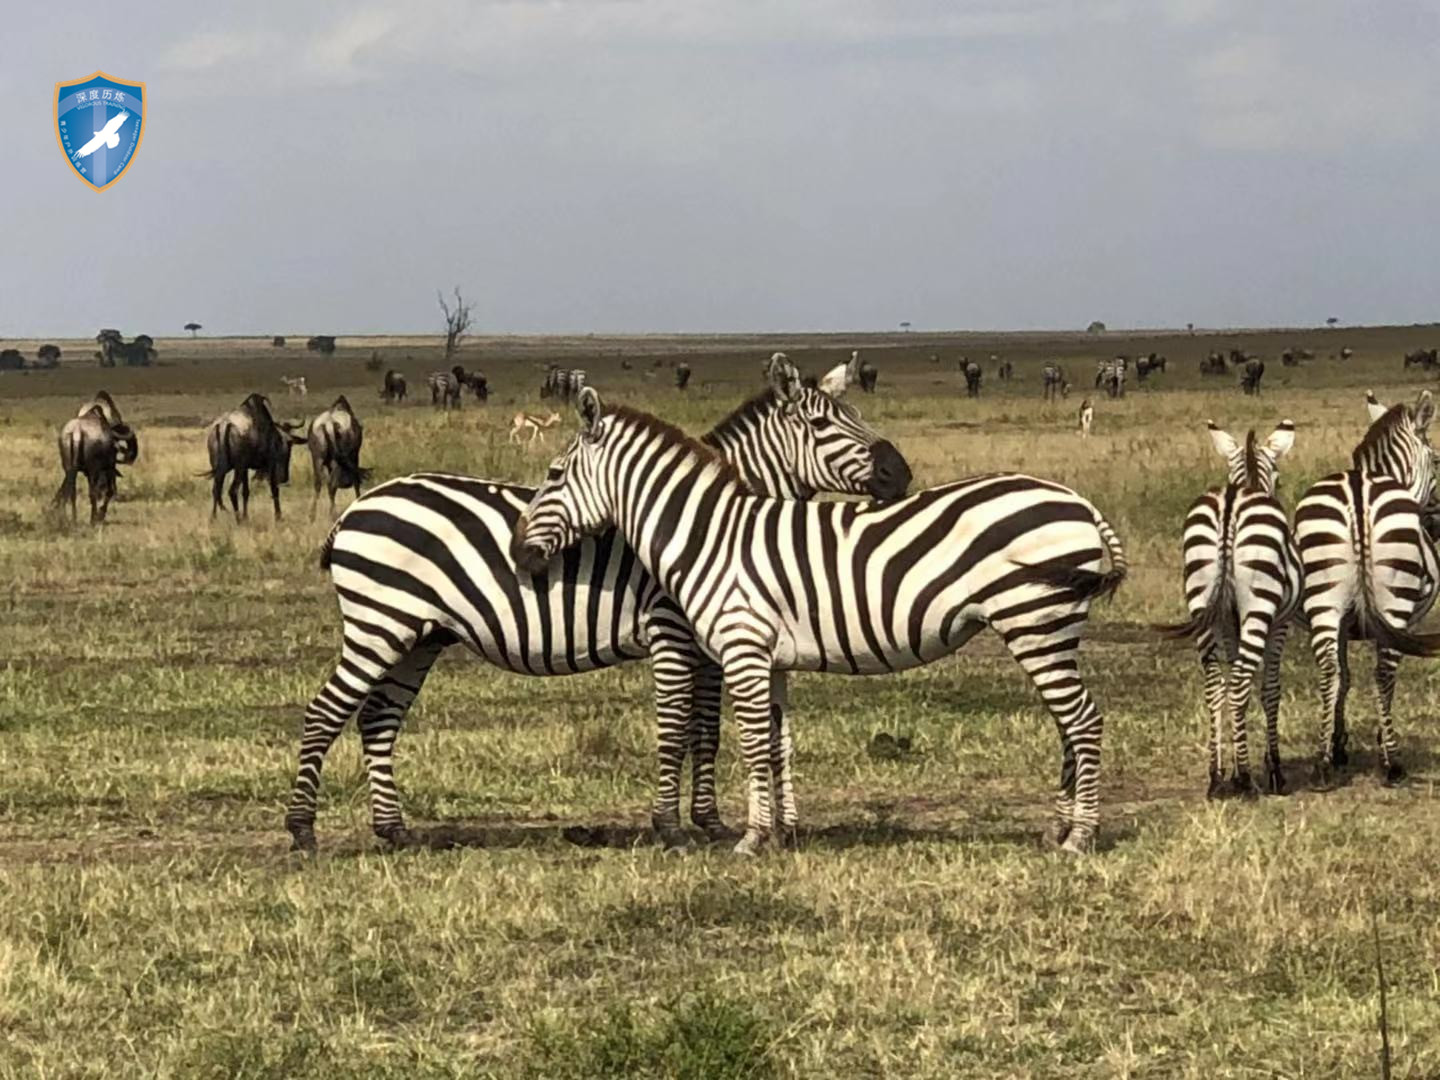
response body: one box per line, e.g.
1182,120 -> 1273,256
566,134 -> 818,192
514,388 -> 1128,855
1295,390 -> 1440,786
1159,420 -> 1300,798
284,354 -> 910,852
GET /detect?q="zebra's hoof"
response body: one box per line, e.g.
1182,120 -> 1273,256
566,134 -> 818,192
694,817 -> 742,845
1059,831 -> 1094,856
375,825 -> 414,849
1331,742 -> 1350,768
1044,820 -> 1072,848
1206,773 -> 1227,800
732,831 -> 767,857
656,827 -> 692,853
287,829 -> 317,854
1234,772 -> 1260,800
1383,762 -> 1406,787
1266,762 -> 1287,796
776,824 -> 800,851
1310,761 -> 1335,789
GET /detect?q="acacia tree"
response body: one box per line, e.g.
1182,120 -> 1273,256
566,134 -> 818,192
438,287 -> 473,363
184,322 -> 202,338
1326,316 -> 1339,328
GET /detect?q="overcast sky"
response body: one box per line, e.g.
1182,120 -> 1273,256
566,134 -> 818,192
3,1 -> 1437,337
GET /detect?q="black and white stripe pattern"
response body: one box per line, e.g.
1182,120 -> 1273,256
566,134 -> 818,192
541,367 -> 588,402
284,356 -> 909,851
1160,421 -> 1300,797
513,390 -> 1128,854
1295,391 -> 1440,784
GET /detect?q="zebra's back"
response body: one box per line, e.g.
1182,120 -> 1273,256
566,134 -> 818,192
327,473 -> 659,675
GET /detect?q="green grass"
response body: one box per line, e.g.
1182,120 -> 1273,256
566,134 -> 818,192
4,327 -> 1440,1076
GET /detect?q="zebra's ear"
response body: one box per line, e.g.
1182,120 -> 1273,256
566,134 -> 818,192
1365,390 -> 1387,423
1264,420 -> 1296,460
577,386 -> 603,436
1207,422 -> 1239,460
766,352 -> 802,404
1415,390 -> 1435,432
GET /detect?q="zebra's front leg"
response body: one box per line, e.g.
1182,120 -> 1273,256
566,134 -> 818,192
1260,624 -> 1289,794
357,635 -> 448,846
768,671 -> 798,849
1374,646 -> 1404,785
688,659 -> 736,843
723,646 -> 776,856
647,636 -> 696,851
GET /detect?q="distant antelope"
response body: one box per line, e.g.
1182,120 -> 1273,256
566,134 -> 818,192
509,410 -> 562,445
281,375 -> 308,398
1078,399 -> 1094,437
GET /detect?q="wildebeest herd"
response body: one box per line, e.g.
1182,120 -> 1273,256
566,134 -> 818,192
34,341 -> 1440,858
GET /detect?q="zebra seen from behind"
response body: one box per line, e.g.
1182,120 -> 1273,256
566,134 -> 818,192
514,389 -> 1128,856
1294,390 -> 1440,786
1042,363 -> 1070,401
285,355 -> 910,852
541,366 -> 588,403
1159,421 -> 1300,798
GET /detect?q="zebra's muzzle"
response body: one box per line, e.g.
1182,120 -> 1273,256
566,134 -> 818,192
867,440 -> 911,502
510,519 -> 552,576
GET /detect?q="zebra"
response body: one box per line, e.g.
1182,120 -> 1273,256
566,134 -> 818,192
1158,421 -> 1301,798
284,355 -> 911,852
541,367 -> 588,402
1240,359 -> 1264,396
1294,390 -> 1440,786
427,369 -> 461,409
513,390 -> 1128,856
1042,363 -> 1070,401
1094,357 -> 1126,399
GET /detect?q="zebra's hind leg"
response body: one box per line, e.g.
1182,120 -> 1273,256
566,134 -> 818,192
1224,615 -> 1268,799
997,617 -> 1104,854
1260,624 -> 1290,794
1308,620 -> 1348,786
357,634 -> 450,846
722,645 -> 777,856
1198,637 -> 1230,798
1373,646 -> 1404,785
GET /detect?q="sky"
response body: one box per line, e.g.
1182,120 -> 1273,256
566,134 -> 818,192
2,1 -> 1438,337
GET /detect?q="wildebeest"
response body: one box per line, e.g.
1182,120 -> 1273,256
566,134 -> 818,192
1042,363 -> 1070,401
203,393 -> 307,519
1134,352 -> 1166,381
0,349 -> 24,370
1280,347 -> 1315,367
996,358 -> 1014,381
1340,347 -> 1355,361
96,330 -> 156,367
308,395 -> 367,518
962,359 -> 983,397
1403,348 -> 1438,372
272,336 -> 287,348
1241,359 -> 1265,395
459,367 -> 488,401
306,336 -> 337,355
856,359 -> 878,393
1200,352 -> 1228,376
54,403 -> 138,523
675,362 -> 692,390
380,370 -> 408,403
280,375 -> 308,398
81,390 -> 126,427
35,344 -> 62,368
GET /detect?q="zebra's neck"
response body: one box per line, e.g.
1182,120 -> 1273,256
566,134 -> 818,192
701,394 -> 811,500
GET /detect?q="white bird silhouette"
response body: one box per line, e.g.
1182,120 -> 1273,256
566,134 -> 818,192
72,112 -> 129,159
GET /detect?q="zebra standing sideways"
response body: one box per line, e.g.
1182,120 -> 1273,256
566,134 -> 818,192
285,355 -> 910,851
514,389 -> 1128,855
1294,391 -> 1440,785
1159,421 -> 1301,797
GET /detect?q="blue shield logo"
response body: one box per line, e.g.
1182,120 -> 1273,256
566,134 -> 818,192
54,71 -> 145,191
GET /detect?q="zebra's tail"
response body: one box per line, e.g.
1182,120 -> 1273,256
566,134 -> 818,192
1018,506 -> 1129,603
1362,617 -> 1440,658
318,516 -> 343,571
1154,574 -> 1235,641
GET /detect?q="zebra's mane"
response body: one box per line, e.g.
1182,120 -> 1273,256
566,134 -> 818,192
607,404 -> 748,490
1352,403 -> 1412,468
1242,430 -> 1260,490
699,390 -> 779,450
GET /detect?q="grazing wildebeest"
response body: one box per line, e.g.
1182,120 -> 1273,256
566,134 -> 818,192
963,359 -> 983,397
54,405 -> 138,523
1241,359 -> 1265,395
857,359 -> 878,393
996,358 -> 1014,381
1200,352 -> 1228,376
675,362 -> 692,390
273,336 -> 287,348
203,393 -> 306,519
509,410 -> 562,445
621,358 -> 633,371
1403,348 -> 1438,372
381,370 -> 408,403
459,367 -> 488,401
1134,353 -> 1166,381
280,375 -> 308,398
0,349 -> 24,370
1042,363 -> 1070,401
1340,347 -> 1355,361
308,395 -> 367,518
306,336 -> 337,355
35,344 -> 62,368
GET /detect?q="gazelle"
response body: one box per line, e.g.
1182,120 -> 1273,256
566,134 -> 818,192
509,410 -> 562,445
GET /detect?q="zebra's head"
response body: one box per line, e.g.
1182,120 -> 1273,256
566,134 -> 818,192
1356,390 -> 1436,501
1207,420 -> 1294,494
512,387 -> 630,574
709,353 -> 910,502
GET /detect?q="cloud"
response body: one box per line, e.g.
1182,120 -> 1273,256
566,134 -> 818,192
160,30 -> 274,72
